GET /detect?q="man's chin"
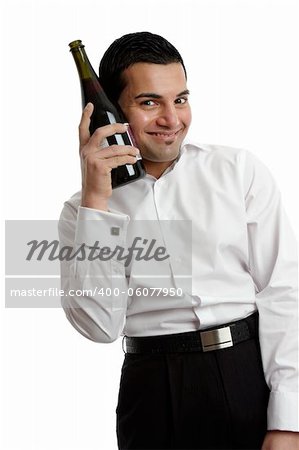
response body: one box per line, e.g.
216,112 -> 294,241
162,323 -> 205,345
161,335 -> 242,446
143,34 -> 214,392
141,144 -> 181,161
142,154 -> 180,165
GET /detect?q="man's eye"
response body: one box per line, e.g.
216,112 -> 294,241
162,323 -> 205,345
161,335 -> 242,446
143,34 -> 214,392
142,100 -> 156,106
175,97 -> 188,104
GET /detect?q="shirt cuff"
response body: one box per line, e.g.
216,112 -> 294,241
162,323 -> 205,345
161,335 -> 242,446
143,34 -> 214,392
267,390 -> 299,431
75,206 -> 130,248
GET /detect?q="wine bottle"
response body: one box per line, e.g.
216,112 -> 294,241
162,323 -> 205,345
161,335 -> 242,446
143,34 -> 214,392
69,39 -> 145,189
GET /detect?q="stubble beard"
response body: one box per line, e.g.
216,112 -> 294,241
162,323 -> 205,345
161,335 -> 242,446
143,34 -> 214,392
140,138 -> 182,163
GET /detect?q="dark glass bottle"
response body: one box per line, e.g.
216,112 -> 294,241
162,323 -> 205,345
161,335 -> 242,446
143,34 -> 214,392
69,39 -> 145,189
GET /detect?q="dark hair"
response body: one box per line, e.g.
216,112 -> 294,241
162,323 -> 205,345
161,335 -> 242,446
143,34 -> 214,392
98,31 -> 187,103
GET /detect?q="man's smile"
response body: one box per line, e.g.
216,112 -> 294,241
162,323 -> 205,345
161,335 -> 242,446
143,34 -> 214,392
146,129 -> 182,140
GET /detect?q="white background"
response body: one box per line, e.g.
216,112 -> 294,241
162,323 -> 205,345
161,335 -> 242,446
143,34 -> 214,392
1,0 -> 298,449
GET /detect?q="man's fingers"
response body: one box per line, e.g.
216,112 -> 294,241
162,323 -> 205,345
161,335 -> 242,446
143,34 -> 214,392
89,122 -> 130,147
79,115 -> 132,155
84,153 -> 138,173
105,154 -> 139,169
81,144 -> 139,160
78,102 -> 94,147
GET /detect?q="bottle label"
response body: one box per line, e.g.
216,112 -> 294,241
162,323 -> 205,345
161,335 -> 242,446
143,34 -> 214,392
106,111 -> 138,174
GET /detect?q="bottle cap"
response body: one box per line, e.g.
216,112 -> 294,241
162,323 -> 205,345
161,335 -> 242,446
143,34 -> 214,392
69,40 -> 84,51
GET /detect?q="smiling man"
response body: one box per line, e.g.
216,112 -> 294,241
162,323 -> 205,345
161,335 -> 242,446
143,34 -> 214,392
59,32 -> 298,450
118,63 -> 191,178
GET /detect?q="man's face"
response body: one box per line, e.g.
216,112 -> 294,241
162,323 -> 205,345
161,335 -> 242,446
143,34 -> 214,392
118,63 -> 192,166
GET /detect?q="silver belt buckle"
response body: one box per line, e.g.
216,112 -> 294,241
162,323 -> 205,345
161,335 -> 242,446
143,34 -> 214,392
200,326 -> 233,352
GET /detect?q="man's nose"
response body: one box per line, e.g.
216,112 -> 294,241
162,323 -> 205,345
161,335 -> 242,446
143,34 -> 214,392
156,104 -> 180,129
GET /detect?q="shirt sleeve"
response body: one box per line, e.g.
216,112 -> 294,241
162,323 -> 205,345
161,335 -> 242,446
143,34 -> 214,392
242,150 -> 298,431
58,202 -> 130,343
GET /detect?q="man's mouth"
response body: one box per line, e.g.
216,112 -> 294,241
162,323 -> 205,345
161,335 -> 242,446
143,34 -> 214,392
147,129 -> 182,139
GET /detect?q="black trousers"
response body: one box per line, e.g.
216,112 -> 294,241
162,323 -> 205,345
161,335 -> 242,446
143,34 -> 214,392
116,336 -> 270,450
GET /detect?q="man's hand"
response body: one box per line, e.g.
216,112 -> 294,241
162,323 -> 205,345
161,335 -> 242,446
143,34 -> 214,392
78,102 -> 139,211
261,431 -> 299,450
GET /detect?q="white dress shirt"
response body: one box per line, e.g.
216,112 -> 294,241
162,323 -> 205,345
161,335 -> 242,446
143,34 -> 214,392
59,141 -> 298,431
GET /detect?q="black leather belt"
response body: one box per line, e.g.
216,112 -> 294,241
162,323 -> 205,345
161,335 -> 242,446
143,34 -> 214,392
124,312 -> 258,354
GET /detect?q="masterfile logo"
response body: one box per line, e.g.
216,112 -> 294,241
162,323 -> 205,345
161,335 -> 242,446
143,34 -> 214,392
26,237 -> 170,267
5,219 -> 192,308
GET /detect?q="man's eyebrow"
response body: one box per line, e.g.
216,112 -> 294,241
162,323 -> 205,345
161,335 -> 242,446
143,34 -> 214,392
177,89 -> 190,97
134,89 -> 190,100
134,93 -> 161,100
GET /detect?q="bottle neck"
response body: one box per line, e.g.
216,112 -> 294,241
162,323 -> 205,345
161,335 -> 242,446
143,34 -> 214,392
69,41 -> 98,80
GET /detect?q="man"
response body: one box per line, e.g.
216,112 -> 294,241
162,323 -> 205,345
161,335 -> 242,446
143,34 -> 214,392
59,32 -> 298,449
